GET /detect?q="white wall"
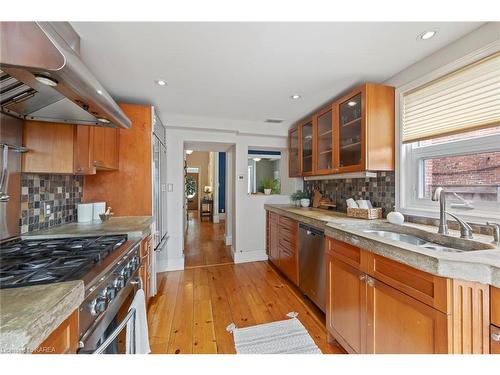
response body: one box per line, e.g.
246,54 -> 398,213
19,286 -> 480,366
158,126 -> 302,271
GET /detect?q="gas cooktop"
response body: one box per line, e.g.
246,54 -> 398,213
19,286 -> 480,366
0,235 -> 128,289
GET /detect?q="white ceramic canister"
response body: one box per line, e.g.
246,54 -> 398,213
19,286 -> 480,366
387,210 -> 405,225
77,203 -> 94,223
93,202 -> 106,221
300,198 -> 310,207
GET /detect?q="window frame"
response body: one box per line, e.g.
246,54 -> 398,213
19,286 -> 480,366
396,43 -> 500,223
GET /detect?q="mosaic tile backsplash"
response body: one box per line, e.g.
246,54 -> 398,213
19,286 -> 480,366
303,171 -> 396,217
20,174 -> 83,234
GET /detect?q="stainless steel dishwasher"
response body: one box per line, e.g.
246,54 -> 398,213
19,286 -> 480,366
298,223 -> 326,312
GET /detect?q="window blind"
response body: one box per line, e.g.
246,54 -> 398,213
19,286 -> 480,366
402,52 -> 500,143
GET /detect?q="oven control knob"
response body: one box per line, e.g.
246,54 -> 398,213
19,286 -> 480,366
105,286 -> 117,301
90,296 -> 108,316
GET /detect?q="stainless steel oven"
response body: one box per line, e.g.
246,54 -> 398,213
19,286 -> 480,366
78,243 -> 143,354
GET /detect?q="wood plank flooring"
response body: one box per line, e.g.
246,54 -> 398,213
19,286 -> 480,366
147,261 -> 345,354
184,211 -> 233,268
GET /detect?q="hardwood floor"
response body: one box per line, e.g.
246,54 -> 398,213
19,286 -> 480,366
147,261 -> 345,354
184,211 -> 233,268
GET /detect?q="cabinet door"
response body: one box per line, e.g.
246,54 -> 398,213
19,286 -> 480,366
314,106 -> 337,174
491,325 -> 500,354
338,90 -> 365,172
93,126 -> 119,170
288,126 -> 301,177
366,276 -> 448,354
300,120 -> 314,175
74,126 -> 96,175
34,310 -> 78,354
278,239 -> 298,286
268,216 -> 280,266
104,127 -> 119,169
326,254 -> 366,353
93,126 -> 106,168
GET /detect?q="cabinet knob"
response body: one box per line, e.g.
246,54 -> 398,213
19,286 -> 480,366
359,275 -> 366,282
492,332 -> 500,342
366,276 -> 375,287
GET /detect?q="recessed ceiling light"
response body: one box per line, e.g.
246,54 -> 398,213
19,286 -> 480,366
185,149 -> 194,155
97,118 -> 110,124
290,94 -> 301,100
97,89 -> 103,95
347,101 -> 357,107
253,158 -> 261,162
418,30 -> 437,40
155,79 -> 167,86
34,74 -> 58,87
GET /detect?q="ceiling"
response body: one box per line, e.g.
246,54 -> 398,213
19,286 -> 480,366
72,22 -> 483,132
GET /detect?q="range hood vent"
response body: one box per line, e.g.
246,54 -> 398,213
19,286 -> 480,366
0,22 -> 131,129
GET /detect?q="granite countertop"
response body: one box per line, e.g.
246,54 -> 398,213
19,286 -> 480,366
0,280 -> 84,353
265,204 -> 500,287
22,216 -> 153,240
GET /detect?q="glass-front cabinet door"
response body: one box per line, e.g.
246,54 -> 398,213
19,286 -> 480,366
314,106 -> 337,174
338,91 -> 364,171
288,125 -> 301,177
300,120 -> 314,175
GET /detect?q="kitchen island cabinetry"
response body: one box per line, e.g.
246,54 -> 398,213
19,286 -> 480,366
491,286 -> 500,353
34,310 -> 79,354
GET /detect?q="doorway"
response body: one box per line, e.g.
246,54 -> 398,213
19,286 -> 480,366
183,145 -> 234,268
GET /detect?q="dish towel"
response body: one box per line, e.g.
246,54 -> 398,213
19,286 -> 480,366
125,289 -> 151,354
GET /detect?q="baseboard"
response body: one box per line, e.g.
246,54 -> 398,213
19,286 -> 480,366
213,214 -> 220,224
232,249 -> 268,264
163,257 -> 184,272
225,235 -> 232,246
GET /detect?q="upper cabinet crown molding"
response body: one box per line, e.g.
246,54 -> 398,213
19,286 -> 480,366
288,83 -> 395,178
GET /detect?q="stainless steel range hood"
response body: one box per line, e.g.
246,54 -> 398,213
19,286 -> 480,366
0,22 -> 131,129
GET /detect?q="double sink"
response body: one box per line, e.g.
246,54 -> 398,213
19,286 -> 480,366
360,225 -> 496,252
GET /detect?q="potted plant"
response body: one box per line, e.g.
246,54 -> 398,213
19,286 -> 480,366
290,190 -> 309,207
260,178 -> 280,195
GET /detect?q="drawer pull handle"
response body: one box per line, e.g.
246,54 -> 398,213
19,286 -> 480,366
492,333 -> 500,342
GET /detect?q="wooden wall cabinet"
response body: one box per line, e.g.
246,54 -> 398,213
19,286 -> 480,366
22,121 -> 119,175
287,82 -> 394,177
300,119 -> 314,176
93,126 -> 119,170
266,212 -> 299,286
34,310 -> 78,354
83,103 -> 153,217
288,125 -> 301,177
326,237 -> 490,354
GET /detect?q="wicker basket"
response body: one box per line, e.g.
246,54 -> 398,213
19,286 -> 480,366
346,207 -> 382,220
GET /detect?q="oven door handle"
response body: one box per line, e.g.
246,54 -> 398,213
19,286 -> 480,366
90,307 -> 137,354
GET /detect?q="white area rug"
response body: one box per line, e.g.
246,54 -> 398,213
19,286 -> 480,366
226,312 -> 322,354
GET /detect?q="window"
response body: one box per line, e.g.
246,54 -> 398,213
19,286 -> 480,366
399,52 -> 500,222
247,150 -> 281,194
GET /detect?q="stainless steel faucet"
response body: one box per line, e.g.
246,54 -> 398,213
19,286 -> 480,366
431,187 -> 473,239
487,222 -> 500,246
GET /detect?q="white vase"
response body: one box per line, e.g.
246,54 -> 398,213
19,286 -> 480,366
300,198 -> 310,207
264,189 -> 272,195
